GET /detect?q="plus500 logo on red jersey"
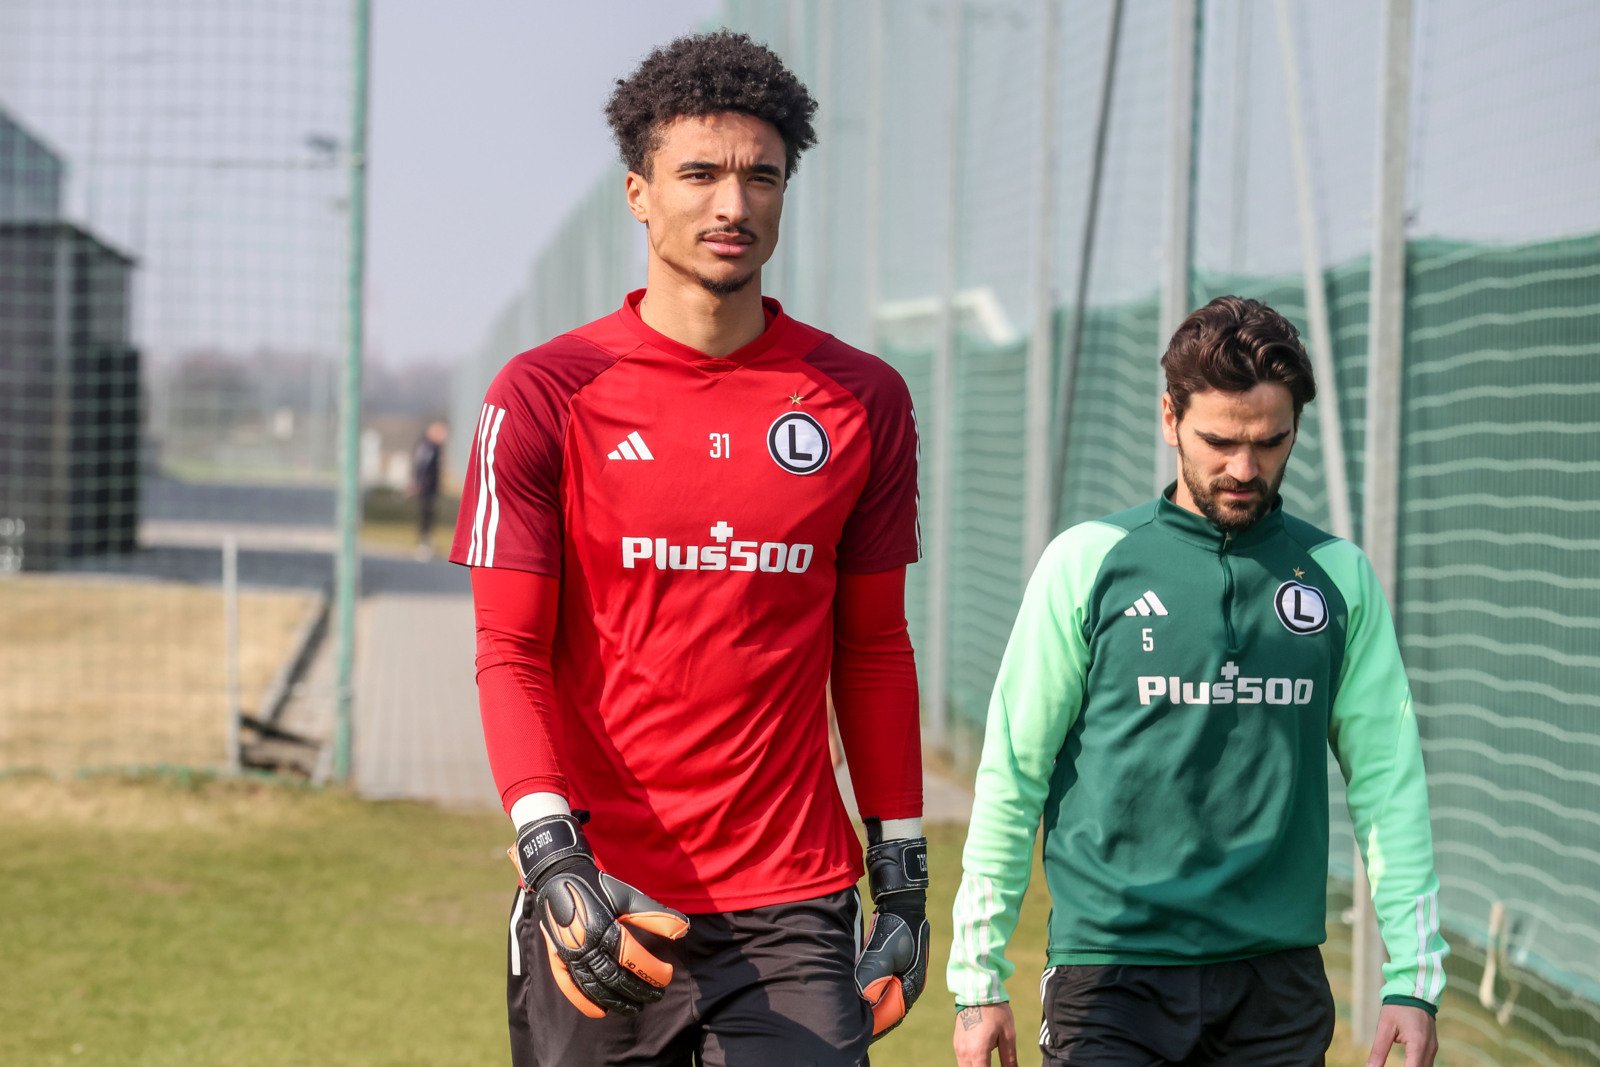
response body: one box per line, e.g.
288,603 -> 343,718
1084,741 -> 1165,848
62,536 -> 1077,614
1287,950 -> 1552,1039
621,521 -> 814,574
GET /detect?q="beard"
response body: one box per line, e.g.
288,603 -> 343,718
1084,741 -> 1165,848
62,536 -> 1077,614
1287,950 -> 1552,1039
696,270 -> 757,296
1178,444 -> 1285,532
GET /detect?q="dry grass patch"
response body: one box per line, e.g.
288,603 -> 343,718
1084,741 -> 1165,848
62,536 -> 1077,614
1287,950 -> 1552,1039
0,575 -> 315,772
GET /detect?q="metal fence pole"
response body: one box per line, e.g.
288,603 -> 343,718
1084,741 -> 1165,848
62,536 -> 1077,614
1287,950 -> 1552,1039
813,0 -> 834,327
1228,1 -> 1253,273
333,0 -> 371,784
1023,0 -> 1062,572
1155,0 -> 1200,493
925,0 -> 964,751
778,2 -> 805,300
1353,0 -> 1415,1045
224,534 -> 241,772
1049,0 -> 1124,531
1272,0 -> 1353,541
864,0 -> 886,352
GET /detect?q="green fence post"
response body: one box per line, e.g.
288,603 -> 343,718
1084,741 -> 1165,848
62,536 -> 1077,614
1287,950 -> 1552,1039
333,0 -> 372,784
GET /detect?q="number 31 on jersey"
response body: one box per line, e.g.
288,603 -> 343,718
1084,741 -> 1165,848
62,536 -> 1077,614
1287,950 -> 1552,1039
709,432 -> 730,459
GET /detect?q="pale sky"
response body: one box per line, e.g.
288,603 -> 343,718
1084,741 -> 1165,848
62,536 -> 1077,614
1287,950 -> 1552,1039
2,0 -> 1593,369
366,1 -> 722,366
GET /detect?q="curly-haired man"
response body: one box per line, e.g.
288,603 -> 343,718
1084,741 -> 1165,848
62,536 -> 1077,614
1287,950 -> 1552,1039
453,31 -> 929,1066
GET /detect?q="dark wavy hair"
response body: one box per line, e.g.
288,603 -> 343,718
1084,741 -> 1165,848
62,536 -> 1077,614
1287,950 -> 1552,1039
1161,296 -> 1318,422
604,30 -> 818,179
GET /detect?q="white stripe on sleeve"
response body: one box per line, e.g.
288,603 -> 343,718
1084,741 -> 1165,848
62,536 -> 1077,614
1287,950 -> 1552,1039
482,406 -> 507,567
951,872 -> 1009,1005
469,403 -> 493,565
1408,895 -> 1446,1004
1412,892 -> 1431,1000
1425,891 -> 1446,1002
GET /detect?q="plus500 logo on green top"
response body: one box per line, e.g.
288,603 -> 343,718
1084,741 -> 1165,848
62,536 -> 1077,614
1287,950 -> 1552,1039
1138,661 -> 1314,707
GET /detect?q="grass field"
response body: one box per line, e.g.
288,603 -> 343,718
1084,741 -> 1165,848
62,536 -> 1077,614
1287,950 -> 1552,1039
0,577 -> 316,773
0,773 -> 1577,1066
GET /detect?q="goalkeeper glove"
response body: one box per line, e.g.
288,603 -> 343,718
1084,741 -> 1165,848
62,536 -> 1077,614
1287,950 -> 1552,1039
854,818 -> 931,1040
510,813 -> 690,1019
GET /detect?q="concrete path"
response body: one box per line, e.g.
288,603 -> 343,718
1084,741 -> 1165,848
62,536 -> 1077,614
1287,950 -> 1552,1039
352,560 -> 498,809
354,590 -> 496,808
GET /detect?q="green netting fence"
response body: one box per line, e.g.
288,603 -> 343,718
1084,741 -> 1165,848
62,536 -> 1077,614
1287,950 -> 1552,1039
447,1 -> 1600,1061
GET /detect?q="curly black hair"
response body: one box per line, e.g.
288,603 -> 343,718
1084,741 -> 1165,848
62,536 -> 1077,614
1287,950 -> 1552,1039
604,30 -> 818,179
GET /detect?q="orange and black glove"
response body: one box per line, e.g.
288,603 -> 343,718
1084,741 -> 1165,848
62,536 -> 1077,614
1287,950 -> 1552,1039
853,818 -> 931,1040
511,813 -> 690,1018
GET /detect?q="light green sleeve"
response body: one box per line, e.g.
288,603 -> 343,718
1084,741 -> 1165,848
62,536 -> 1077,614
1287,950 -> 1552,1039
1315,539 -> 1450,1012
946,521 -> 1126,1007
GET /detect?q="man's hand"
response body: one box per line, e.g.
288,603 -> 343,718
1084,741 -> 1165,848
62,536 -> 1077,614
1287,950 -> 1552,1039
854,822 -> 931,1039
1366,1004 -> 1439,1067
512,814 -> 689,1018
953,1002 -> 1018,1066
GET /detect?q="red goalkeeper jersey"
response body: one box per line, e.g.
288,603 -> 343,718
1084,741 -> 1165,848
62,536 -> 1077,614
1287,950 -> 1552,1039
451,291 -> 921,911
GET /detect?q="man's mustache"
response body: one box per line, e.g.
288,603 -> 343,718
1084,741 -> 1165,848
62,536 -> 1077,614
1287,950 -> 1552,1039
1212,477 -> 1266,494
697,225 -> 758,241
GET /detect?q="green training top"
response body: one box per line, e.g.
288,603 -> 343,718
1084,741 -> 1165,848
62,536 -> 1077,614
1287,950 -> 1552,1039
948,490 -> 1449,1014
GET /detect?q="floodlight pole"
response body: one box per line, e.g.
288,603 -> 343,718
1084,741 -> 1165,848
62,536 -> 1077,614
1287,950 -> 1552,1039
333,0 -> 371,784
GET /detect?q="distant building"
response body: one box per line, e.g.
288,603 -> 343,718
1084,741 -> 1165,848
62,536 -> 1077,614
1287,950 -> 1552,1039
0,105 -> 63,222
0,104 -> 142,571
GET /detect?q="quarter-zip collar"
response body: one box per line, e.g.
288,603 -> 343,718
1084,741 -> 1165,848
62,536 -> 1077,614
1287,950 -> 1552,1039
1154,482 -> 1286,552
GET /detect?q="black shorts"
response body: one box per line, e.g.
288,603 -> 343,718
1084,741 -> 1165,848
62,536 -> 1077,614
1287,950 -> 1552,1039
507,885 -> 874,1067
1038,946 -> 1336,1066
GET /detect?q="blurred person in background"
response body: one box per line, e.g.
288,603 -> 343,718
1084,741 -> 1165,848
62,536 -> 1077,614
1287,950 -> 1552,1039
948,296 -> 1448,1067
409,419 -> 448,560
453,31 -> 929,1067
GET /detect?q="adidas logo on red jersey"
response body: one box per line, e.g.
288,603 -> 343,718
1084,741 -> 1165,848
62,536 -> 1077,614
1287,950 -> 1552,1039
608,431 -> 654,461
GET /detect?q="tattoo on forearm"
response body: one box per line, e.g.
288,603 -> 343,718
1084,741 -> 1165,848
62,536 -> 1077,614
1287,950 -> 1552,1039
958,1006 -> 983,1031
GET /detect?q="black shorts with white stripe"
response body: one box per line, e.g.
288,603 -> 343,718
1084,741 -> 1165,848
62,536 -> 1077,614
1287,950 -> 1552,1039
1039,946 -> 1336,1066
507,885 -> 874,1067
